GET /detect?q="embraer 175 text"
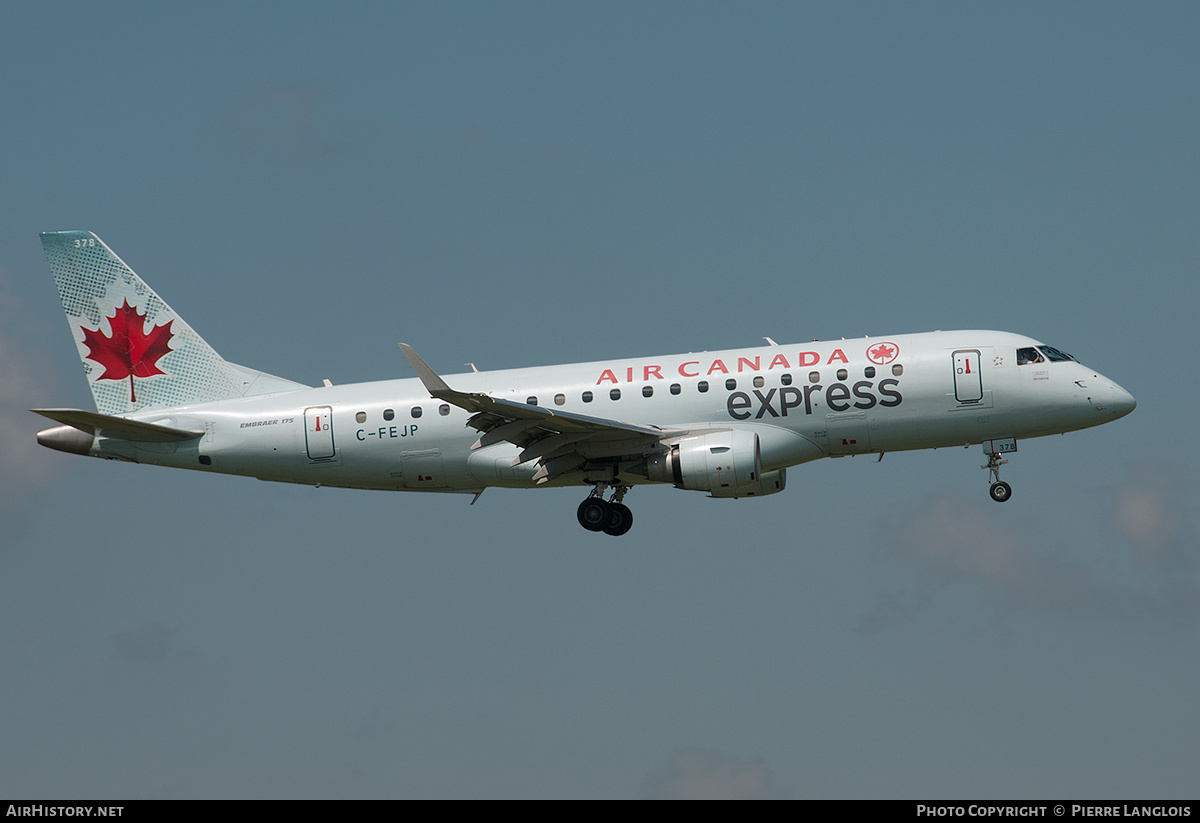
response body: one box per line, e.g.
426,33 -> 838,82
34,232 -> 1136,536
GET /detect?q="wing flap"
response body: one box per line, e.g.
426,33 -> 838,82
513,433 -> 591,466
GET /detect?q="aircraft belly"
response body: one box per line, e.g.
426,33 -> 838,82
861,397 -> 997,452
468,445 -> 538,488
340,419 -> 478,490
825,412 -> 872,455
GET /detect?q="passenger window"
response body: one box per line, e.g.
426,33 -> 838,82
698,381 -> 709,393
642,386 -> 653,398
582,391 -> 593,403
554,393 -> 565,406
439,404 -> 450,416
753,376 -> 764,388
836,368 -> 848,381
355,411 -> 366,424
670,383 -> 681,395
892,364 -> 903,376
411,406 -> 423,418
383,408 -> 395,421
780,373 -> 792,386
864,366 -> 875,378
610,388 -> 621,400
526,396 -> 538,405
725,378 -> 737,390
809,371 -> 820,383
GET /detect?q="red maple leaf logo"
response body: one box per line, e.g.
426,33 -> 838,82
81,299 -> 174,403
867,342 -> 899,364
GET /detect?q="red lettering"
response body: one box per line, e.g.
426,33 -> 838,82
827,349 -> 848,364
797,351 -> 819,367
644,365 -> 663,380
626,367 -> 634,383
737,356 -> 760,372
597,369 -> 618,385
707,359 -> 729,375
768,354 -> 791,370
679,361 -> 700,377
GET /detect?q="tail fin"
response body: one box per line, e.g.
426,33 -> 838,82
41,231 -> 308,416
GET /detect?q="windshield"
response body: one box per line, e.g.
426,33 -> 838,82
1037,346 -> 1076,363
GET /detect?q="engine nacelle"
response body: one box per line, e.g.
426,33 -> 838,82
708,468 -> 786,498
643,430 -> 783,496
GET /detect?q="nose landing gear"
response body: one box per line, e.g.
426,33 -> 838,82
576,483 -> 634,536
983,450 -> 1012,503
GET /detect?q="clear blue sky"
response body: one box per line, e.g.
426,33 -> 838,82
1,2 -> 1197,798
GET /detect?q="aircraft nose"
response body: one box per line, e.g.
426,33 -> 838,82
1111,383 -> 1136,419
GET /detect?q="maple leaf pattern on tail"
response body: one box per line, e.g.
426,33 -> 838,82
81,299 -> 174,403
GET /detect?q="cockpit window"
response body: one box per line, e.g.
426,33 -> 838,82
1016,347 -> 1043,365
1037,346 -> 1076,363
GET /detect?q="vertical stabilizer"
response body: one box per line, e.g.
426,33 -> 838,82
41,231 -> 306,415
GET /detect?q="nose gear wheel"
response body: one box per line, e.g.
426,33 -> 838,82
983,450 -> 1013,503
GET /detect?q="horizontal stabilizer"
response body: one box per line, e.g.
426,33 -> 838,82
32,408 -> 204,442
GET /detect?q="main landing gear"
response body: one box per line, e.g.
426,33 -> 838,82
983,450 -> 1012,503
577,483 -> 633,536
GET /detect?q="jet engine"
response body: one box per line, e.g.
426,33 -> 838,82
640,430 -> 786,498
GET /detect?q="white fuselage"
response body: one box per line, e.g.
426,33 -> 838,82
85,330 -> 1135,494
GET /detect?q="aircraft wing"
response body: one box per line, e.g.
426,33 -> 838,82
399,343 -> 724,483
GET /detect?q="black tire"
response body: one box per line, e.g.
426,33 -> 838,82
577,498 -> 611,531
989,481 -> 1012,503
602,502 -> 634,536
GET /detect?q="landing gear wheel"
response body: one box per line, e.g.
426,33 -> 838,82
602,502 -> 633,537
577,498 -> 612,531
982,449 -> 1013,504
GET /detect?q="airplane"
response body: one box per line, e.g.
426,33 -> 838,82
33,231 -> 1136,536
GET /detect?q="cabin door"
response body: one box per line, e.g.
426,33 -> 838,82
952,350 -> 984,404
305,406 -> 335,460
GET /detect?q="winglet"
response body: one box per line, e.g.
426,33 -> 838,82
399,343 -> 501,417
398,343 -> 453,397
